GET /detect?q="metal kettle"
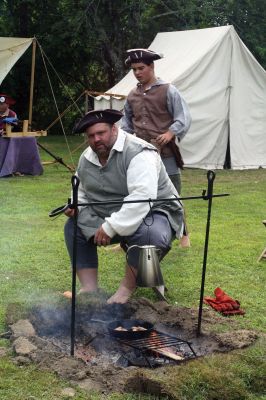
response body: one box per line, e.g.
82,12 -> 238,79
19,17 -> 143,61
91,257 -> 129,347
126,245 -> 164,287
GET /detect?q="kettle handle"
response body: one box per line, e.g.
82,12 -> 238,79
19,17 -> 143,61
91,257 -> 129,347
126,245 -> 139,264
156,248 -> 162,259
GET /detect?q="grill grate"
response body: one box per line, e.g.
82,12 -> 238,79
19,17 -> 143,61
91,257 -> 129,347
114,330 -> 197,362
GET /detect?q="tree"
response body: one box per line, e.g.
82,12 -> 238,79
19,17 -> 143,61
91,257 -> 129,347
0,0 -> 265,133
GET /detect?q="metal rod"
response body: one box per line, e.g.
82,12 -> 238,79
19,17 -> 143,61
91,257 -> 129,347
197,170 -> 215,336
70,175 -> 79,356
49,193 -> 229,218
75,193 -> 229,208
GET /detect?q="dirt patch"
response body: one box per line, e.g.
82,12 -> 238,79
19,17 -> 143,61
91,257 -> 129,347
5,294 -> 258,396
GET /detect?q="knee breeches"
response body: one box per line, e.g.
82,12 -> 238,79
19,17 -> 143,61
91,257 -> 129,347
64,212 -> 175,270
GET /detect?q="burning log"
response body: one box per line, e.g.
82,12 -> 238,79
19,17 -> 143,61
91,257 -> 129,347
152,347 -> 184,361
148,331 -> 184,361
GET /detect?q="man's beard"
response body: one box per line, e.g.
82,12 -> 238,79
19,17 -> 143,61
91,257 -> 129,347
90,130 -> 117,159
93,143 -> 111,158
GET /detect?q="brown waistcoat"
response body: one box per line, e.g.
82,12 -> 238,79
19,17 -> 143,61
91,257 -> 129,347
127,84 -> 183,167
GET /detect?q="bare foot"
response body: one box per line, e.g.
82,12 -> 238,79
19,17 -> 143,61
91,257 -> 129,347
63,291 -> 72,299
107,286 -> 135,304
179,234 -> 191,248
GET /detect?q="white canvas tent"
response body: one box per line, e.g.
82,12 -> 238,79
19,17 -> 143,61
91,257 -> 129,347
0,36 -> 38,128
0,37 -> 33,84
95,26 -> 266,170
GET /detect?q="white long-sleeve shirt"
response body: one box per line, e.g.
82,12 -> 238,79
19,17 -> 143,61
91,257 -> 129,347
76,129 -> 178,238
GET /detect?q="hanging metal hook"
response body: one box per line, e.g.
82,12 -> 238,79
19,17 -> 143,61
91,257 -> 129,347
142,199 -> 154,227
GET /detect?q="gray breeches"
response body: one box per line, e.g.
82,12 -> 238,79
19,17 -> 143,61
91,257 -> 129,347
64,211 -> 175,270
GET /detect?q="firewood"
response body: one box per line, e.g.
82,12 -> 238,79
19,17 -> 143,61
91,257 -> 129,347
153,348 -> 184,361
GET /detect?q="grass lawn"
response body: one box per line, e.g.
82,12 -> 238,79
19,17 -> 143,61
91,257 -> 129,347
0,135 -> 265,399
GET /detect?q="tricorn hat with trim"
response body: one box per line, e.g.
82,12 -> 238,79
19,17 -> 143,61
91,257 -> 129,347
73,109 -> 123,134
125,48 -> 163,66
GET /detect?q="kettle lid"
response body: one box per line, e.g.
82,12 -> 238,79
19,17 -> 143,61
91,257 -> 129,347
138,245 -> 157,249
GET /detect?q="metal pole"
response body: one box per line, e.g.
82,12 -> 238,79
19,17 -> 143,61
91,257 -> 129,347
49,194 -> 229,218
76,193 -> 228,208
70,175 -> 80,355
197,170 -> 215,336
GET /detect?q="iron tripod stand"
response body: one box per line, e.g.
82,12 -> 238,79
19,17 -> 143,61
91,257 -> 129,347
50,170 -> 229,355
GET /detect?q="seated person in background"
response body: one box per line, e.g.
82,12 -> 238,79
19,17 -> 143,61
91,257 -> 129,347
64,109 -> 184,304
0,94 -> 17,136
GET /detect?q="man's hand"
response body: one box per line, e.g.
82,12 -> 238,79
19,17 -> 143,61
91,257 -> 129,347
155,130 -> 175,146
94,226 -> 111,246
64,207 -> 76,218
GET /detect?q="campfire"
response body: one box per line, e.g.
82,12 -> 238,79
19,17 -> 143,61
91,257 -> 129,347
5,296 -> 258,396
27,313 -> 197,369
114,329 -> 196,367
6,297 -> 199,368
74,318 -> 197,368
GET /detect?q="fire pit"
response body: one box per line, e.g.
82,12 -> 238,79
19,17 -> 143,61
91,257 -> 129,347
5,296 -> 258,396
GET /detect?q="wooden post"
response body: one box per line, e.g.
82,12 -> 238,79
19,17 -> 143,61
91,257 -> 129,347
23,120 -> 29,134
85,91 -> 89,113
5,124 -> 12,136
28,38 -> 37,130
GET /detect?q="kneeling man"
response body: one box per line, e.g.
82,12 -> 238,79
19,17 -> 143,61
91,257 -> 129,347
64,109 -> 183,303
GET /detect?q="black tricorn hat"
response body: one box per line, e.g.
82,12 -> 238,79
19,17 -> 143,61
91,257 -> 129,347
73,109 -> 123,134
125,48 -> 163,66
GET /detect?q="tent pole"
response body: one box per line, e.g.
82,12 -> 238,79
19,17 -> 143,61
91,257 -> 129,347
85,91 -> 89,113
28,37 -> 37,129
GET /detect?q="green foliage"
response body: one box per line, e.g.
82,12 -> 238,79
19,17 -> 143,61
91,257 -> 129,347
0,0 -> 265,134
199,0 -> 266,67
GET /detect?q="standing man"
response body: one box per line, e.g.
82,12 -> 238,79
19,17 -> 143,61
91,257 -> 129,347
121,48 -> 191,247
64,109 -> 184,304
